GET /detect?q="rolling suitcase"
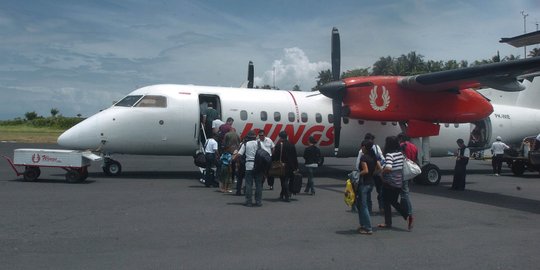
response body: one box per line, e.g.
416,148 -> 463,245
290,172 -> 303,194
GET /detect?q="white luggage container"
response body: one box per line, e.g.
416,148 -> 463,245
2,148 -> 102,183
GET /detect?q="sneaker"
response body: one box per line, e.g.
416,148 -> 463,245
407,215 -> 414,231
244,202 -> 253,207
269,186 -> 273,190
495,174 -> 499,176
255,202 -> 263,207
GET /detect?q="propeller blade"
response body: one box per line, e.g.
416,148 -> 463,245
247,61 -> 254,89
332,99 -> 342,156
331,27 -> 340,81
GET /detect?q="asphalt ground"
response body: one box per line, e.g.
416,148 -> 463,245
1,143 -> 540,270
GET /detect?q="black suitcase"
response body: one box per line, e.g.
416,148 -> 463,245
290,172 -> 303,194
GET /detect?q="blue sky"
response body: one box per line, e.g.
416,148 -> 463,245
0,0 -> 539,120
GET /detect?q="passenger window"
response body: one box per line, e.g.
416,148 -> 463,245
261,111 -> 268,121
135,95 -> 167,108
274,112 -> 281,122
301,112 -> 308,123
328,114 -> 334,124
444,123 -> 450,128
343,117 -> 349,124
288,112 -> 295,122
315,113 -> 322,123
240,110 -> 248,121
115,95 -> 143,107
358,120 -> 365,125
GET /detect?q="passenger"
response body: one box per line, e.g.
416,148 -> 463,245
303,136 -> 321,195
523,139 -> 531,157
219,149 -> 233,193
273,131 -> 299,202
236,131 -> 263,207
355,133 -> 384,214
490,136 -> 509,176
233,136 -> 248,196
397,133 -> 418,226
378,136 -> 411,230
356,139 -> 382,235
203,133 -> 220,188
223,127 -> 240,187
202,102 -> 219,141
257,130 -> 275,190
450,138 -> 470,191
212,117 -> 225,136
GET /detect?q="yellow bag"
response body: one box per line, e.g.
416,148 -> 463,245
344,179 -> 356,207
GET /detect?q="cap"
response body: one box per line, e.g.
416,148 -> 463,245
496,136 -> 502,141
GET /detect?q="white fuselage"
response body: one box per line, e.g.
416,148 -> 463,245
58,83 -> 540,158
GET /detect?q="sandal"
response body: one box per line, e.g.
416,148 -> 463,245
377,224 -> 391,229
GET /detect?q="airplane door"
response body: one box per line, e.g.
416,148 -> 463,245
198,94 -> 222,143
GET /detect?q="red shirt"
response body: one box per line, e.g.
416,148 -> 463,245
401,141 -> 418,162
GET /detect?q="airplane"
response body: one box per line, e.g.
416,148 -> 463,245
57,28 -> 540,185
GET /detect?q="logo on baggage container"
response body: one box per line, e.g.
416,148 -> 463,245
31,154 -> 41,163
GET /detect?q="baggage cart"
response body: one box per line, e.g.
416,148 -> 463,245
1,148 -> 102,183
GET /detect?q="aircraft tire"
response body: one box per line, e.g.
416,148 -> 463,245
419,163 -> 441,185
103,160 -> 122,176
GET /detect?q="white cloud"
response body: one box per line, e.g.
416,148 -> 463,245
254,47 -> 330,91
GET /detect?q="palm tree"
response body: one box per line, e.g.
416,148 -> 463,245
50,108 -> 59,118
528,48 -> 540,57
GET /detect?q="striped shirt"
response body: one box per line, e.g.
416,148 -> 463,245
384,152 -> 404,188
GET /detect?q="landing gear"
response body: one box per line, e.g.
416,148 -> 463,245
417,163 -> 441,185
103,158 -> 122,176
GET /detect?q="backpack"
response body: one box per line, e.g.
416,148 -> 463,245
220,152 -> 232,166
254,141 -> 271,172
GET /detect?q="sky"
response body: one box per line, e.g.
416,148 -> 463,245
0,0 -> 539,120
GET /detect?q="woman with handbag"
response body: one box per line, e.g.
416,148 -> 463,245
356,140 -> 382,235
378,136 -> 411,231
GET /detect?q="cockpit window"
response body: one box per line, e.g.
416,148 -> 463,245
135,95 -> 167,108
115,95 -> 143,107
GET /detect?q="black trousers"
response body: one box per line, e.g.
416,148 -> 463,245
492,154 -> 504,174
452,162 -> 468,190
382,185 -> 408,226
279,171 -> 294,198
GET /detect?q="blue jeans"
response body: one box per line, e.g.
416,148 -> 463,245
304,167 -> 316,193
400,180 -> 412,216
356,184 -> 374,231
245,170 -> 263,204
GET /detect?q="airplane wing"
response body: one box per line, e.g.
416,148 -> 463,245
398,57 -> 540,92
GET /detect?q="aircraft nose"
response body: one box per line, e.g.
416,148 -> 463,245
57,117 -> 101,149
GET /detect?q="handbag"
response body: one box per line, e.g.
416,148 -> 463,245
344,179 -> 356,207
268,143 -> 286,177
403,158 -> 421,180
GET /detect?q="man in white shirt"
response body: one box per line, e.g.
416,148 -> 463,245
257,130 -> 275,190
237,131 -> 263,207
490,136 -> 509,176
204,134 -> 220,187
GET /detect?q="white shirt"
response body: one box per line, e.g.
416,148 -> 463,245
491,141 -> 509,155
536,133 -> 540,141
204,138 -> 218,153
238,140 -> 257,170
212,119 -> 225,130
258,137 -> 275,156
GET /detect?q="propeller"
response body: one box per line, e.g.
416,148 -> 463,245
247,61 -> 254,88
319,27 -> 346,156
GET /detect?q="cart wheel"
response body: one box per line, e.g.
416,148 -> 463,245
103,160 -> 122,176
23,167 -> 40,182
79,167 -> 89,182
511,161 -> 526,176
65,170 -> 81,183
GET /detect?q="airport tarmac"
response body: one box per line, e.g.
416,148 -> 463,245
1,143 -> 540,270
